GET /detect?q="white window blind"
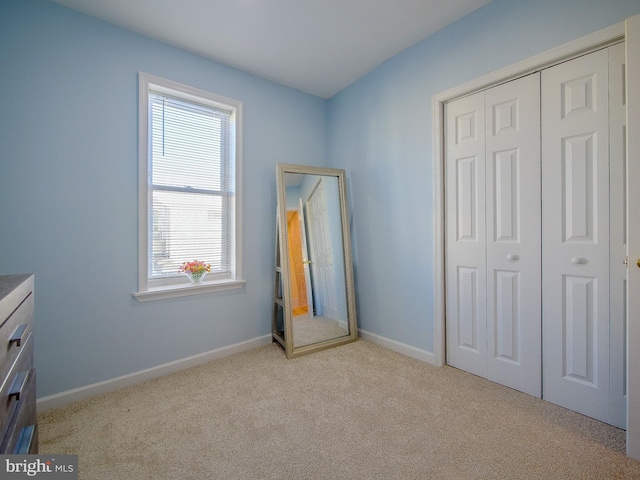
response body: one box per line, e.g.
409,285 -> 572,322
148,91 -> 235,280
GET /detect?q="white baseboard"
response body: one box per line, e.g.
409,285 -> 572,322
37,334 -> 273,412
358,329 -> 437,365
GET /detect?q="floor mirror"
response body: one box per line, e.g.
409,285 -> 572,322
273,163 -> 358,358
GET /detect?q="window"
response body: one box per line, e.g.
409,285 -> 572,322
135,73 -> 244,301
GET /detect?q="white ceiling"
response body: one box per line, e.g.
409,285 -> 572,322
50,0 -> 492,99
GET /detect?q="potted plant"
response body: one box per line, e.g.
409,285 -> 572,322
179,260 -> 211,284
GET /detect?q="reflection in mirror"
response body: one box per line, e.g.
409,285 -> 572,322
273,164 -> 357,359
286,174 -> 347,347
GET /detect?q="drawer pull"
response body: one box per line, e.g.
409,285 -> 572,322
14,425 -> 37,454
8,371 -> 29,402
9,324 -> 28,347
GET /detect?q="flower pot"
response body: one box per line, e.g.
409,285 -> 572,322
186,271 -> 207,284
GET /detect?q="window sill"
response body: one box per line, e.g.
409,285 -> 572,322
133,279 -> 246,302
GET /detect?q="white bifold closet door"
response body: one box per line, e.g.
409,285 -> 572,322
445,73 -> 542,397
542,43 -> 626,427
445,44 -> 626,428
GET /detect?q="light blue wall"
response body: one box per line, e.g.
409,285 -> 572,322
327,0 -> 640,354
0,0 -> 327,397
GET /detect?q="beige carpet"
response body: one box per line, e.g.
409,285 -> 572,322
293,315 -> 349,347
38,340 -> 640,479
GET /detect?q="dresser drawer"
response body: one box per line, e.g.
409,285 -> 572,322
0,333 -> 33,439
0,293 -> 33,385
0,369 -> 37,454
0,275 -> 33,325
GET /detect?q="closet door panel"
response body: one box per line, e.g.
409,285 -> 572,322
485,73 -> 542,397
542,48 -> 611,423
445,92 -> 487,378
609,42 -> 627,429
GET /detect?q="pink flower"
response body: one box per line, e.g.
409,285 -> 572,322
179,260 -> 211,274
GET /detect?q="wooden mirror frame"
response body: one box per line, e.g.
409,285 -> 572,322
273,163 -> 358,358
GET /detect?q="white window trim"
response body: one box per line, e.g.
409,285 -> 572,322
134,72 -> 244,302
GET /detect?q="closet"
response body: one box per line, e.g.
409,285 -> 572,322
444,43 -> 626,428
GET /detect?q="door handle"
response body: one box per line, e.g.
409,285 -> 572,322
506,254 -> 518,261
571,257 -> 584,265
